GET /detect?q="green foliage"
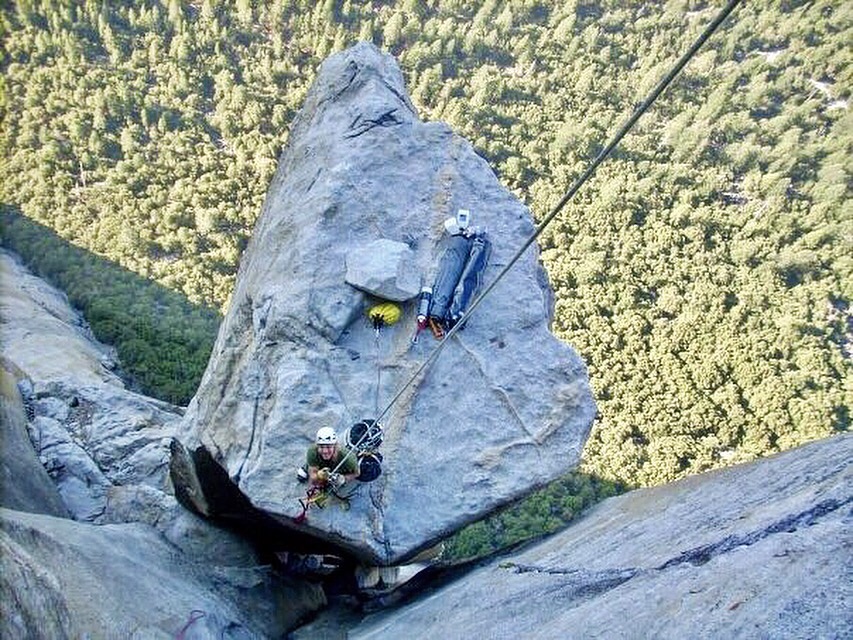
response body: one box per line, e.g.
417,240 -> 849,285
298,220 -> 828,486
1,208 -> 219,405
442,472 -> 624,563
1,1 -> 850,494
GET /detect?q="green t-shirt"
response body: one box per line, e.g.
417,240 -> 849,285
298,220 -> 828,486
306,444 -> 358,475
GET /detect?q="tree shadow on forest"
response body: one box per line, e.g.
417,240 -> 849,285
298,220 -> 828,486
0,205 -> 221,406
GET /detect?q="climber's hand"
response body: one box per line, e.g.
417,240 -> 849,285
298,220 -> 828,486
329,472 -> 345,489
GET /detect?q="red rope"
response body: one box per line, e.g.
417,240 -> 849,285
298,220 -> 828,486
175,610 -> 206,640
294,486 -> 324,523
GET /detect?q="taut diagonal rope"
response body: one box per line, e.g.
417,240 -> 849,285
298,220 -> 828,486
373,0 -> 743,427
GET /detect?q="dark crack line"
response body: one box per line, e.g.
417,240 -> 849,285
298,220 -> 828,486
233,393 -> 261,484
345,109 -> 403,138
656,497 -> 850,570
386,83 -> 416,113
495,497 -> 849,604
500,563 -> 639,599
305,167 -> 322,193
312,60 -> 359,113
367,476 -> 393,561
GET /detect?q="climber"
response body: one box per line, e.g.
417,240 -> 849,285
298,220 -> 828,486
297,427 -> 359,489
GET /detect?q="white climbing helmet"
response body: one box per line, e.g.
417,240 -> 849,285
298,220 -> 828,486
316,427 -> 337,445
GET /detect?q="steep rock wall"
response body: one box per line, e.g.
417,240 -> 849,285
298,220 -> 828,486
0,249 -> 326,637
351,434 -> 853,639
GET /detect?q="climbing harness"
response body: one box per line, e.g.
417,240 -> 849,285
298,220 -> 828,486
373,0 -> 743,429
294,483 -> 323,524
294,483 -> 352,524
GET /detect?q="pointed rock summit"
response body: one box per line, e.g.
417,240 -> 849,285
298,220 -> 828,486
174,42 -> 596,565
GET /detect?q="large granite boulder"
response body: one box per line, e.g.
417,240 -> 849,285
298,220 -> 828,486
350,434 -> 853,639
175,42 -> 596,565
345,238 -> 421,301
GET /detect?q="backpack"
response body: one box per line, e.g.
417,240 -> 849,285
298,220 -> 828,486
356,451 -> 383,483
343,420 -> 384,483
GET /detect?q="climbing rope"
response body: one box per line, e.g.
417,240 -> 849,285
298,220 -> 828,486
367,301 -> 401,415
373,0 -> 743,427
374,330 -> 382,416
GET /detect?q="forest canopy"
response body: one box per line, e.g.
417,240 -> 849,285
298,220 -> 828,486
1,0 -> 850,491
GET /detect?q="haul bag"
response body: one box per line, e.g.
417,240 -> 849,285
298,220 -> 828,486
450,234 -> 491,325
430,234 -> 472,322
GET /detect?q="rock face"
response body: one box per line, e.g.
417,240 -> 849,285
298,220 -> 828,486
0,249 -> 325,638
0,250 -> 122,388
0,249 -> 178,523
0,366 -> 68,518
0,508 -> 325,639
350,434 -> 853,639
175,42 -> 596,565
